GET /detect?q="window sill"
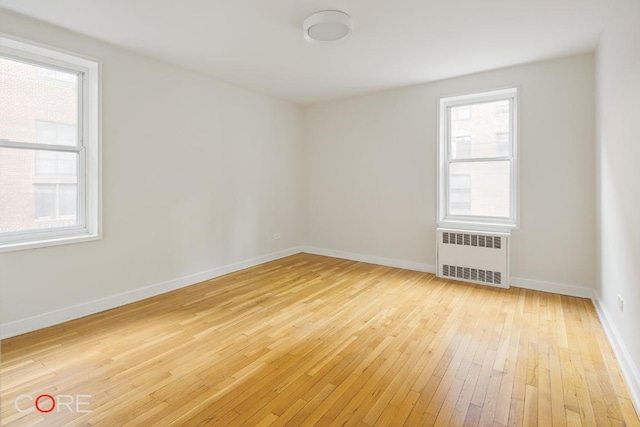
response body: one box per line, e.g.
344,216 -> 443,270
438,219 -> 517,234
0,232 -> 101,253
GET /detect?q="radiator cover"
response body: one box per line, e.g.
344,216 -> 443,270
436,228 -> 510,288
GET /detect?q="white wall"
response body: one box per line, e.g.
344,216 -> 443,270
0,10 -> 301,329
302,54 -> 596,291
596,0 -> 640,403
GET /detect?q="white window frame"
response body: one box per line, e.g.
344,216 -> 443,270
0,35 -> 101,252
437,87 -> 519,232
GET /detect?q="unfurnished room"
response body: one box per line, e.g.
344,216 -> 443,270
0,0 -> 639,426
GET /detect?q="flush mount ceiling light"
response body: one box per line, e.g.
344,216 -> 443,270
303,10 -> 353,44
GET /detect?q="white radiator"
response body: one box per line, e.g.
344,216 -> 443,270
436,228 -> 510,288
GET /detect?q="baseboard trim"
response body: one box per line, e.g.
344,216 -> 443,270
301,247 -> 600,300
302,246 -> 436,274
592,296 -> 640,414
0,247 -> 303,340
510,276 -> 596,299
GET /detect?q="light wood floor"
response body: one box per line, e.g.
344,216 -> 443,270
1,254 -> 638,426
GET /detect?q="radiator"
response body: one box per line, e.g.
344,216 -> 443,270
436,228 -> 510,288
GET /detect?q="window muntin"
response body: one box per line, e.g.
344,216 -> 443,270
439,88 -> 518,229
0,36 -> 100,252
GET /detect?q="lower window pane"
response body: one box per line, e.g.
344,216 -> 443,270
0,147 -> 79,232
58,184 -> 78,217
449,161 -> 510,218
34,184 -> 56,219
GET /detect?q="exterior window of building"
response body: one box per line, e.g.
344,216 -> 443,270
495,100 -> 509,116
0,36 -> 101,252
34,184 -> 77,220
36,66 -> 77,83
451,106 -> 471,121
452,131 -> 472,159
438,88 -> 518,230
496,132 -> 510,157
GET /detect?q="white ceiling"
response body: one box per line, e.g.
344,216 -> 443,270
1,0 -> 611,104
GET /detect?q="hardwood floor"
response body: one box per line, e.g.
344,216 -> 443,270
1,253 -> 638,426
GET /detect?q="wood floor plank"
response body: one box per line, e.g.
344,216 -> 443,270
0,253 -> 637,426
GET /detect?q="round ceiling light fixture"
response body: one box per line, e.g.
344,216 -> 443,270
303,10 -> 353,44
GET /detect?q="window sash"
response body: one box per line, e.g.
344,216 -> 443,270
0,145 -> 87,237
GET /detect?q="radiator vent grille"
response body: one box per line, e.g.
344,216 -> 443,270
442,232 -> 501,249
441,264 -> 502,285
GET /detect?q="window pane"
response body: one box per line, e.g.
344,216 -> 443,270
57,152 -> 77,176
58,184 -> 77,217
450,174 -> 472,214
452,131 -> 471,158
450,99 -> 511,159
0,147 -> 79,232
34,184 -> 56,219
449,161 -> 510,218
496,132 -> 510,157
0,57 -> 78,146
36,121 -> 77,146
34,151 -> 57,175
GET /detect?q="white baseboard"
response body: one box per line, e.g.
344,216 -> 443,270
510,276 -> 596,299
592,296 -> 640,414
302,247 -> 600,300
0,247 -> 303,340
302,246 -> 436,274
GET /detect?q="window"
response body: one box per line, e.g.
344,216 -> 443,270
438,88 -> 518,230
0,36 -> 101,252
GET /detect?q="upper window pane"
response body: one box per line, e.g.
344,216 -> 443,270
36,121 -> 77,146
449,99 -> 511,159
0,57 -> 78,146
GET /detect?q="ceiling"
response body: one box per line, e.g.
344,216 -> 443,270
1,0 -> 611,105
